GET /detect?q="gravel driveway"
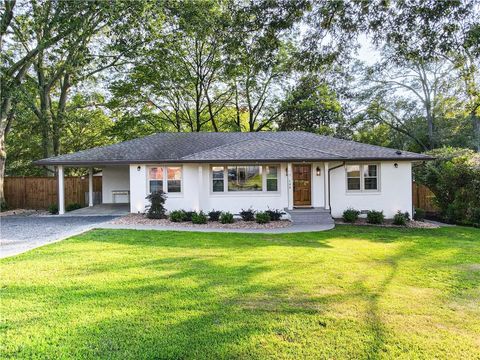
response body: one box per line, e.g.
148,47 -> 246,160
0,216 -> 116,258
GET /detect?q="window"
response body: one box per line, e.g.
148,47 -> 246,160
149,167 -> 163,193
211,164 -> 280,193
228,166 -> 262,191
363,165 -> 378,190
346,164 -> 379,191
346,165 -> 361,191
212,166 -> 224,192
167,167 -> 182,192
148,166 -> 182,193
266,165 -> 278,191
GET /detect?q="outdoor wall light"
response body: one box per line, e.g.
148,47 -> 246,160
316,166 -> 321,176
137,166 -> 141,171
394,163 -> 398,168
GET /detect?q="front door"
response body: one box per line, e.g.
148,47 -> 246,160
293,164 -> 311,206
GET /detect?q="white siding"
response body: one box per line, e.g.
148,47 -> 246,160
124,161 -> 413,218
329,161 -> 413,218
102,166 -> 130,204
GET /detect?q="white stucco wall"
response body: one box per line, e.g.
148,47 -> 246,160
329,161 -> 413,218
125,161 -> 412,218
102,166 -> 130,203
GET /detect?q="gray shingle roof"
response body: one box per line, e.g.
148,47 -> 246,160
34,131 -> 432,166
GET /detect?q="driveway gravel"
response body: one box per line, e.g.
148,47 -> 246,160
0,216 -> 116,258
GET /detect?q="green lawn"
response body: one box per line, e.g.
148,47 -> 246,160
1,226 -> 479,359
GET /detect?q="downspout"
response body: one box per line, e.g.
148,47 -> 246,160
328,162 -> 345,212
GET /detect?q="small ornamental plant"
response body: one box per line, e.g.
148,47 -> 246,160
342,208 -> 360,223
366,210 -> 384,224
184,211 -> 195,222
240,208 -> 255,221
170,210 -> 186,222
393,211 -> 409,226
208,210 -> 221,221
192,211 -> 208,224
48,204 -> 59,215
255,212 -> 271,224
146,191 -> 167,219
266,208 -> 283,221
220,212 -> 234,224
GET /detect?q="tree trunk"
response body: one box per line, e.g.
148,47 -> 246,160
0,131 -> 6,206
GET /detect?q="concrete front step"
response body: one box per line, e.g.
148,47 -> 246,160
285,208 -> 334,225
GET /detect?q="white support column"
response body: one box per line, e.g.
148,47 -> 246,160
88,168 -> 94,207
196,165 -> 203,212
58,165 -> 65,215
324,162 -> 330,210
287,163 -> 293,210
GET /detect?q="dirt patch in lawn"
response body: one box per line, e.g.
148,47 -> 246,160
110,213 -> 292,229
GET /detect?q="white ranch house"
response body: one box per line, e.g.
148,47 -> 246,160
35,131 -> 431,219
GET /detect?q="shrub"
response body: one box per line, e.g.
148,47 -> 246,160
415,147 -> 480,225
184,211 -> 195,222
393,211 -> 409,226
220,212 -> 234,224
48,204 -> 58,215
208,210 -> 221,221
239,208 -> 255,221
266,208 -> 283,221
192,211 -> 208,224
342,208 -> 360,223
146,191 -> 167,219
0,200 -> 8,212
66,203 -> 82,212
366,210 -> 384,224
413,208 -> 425,221
255,212 -> 271,224
170,210 -> 186,222
469,208 -> 480,228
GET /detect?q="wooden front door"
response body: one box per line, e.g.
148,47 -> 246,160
293,164 -> 311,206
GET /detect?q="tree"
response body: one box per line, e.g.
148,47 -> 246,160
278,74 -> 343,134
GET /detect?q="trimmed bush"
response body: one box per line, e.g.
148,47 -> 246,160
183,211 -> 195,222
48,204 -> 58,215
220,212 -> 234,224
192,211 -> 208,224
413,208 -> 426,221
146,191 -> 167,219
170,210 -> 186,222
266,208 -> 283,221
255,212 -> 271,224
469,208 -> 480,228
240,208 -> 255,221
342,208 -> 360,223
366,210 -> 384,224
66,203 -> 82,212
393,211 -> 409,226
208,210 -> 221,221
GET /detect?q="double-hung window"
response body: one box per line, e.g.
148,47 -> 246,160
148,166 -> 182,193
346,164 -> 379,191
211,165 -> 279,193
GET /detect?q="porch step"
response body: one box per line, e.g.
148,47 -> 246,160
285,207 -> 334,225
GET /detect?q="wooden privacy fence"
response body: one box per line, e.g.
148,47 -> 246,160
412,182 -> 439,213
4,176 -> 102,209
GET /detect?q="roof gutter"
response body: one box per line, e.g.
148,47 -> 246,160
328,162 -> 346,212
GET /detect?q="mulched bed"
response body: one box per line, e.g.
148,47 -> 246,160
111,213 -> 292,229
334,218 -> 439,228
0,209 -> 50,217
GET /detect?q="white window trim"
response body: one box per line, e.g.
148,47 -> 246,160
147,165 -> 183,196
345,163 -> 380,193
209,164 -> 281,195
